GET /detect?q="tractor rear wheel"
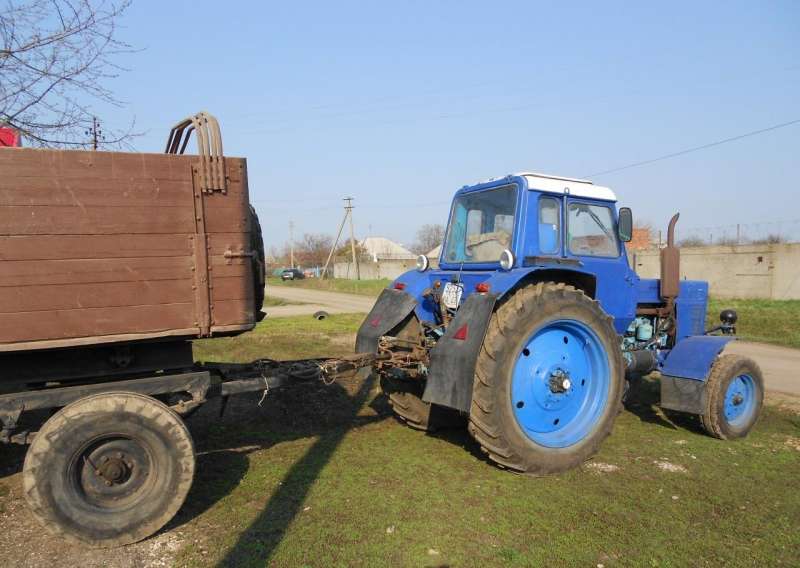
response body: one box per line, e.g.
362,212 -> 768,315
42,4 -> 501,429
381,375 -> 463,431
468,282 -> 624,474
700,354 -> 764,439
23,392 -> 195,547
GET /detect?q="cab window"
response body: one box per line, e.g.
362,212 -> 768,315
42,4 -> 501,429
538,197 -> 560,254
567,202 -> 619,257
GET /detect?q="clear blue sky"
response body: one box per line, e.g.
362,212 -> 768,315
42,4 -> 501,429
104,0 -> 799,251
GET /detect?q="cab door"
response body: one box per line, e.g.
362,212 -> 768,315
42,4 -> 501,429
563,198 -> 637,333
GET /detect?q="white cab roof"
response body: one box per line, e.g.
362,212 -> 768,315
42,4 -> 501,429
480,171 -> 616,201
518,172 -> 616,201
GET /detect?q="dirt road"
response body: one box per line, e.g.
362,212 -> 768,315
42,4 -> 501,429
264,286 -> 375,317
725,341 -> 800,396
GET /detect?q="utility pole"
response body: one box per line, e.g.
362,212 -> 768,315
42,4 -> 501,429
85,116 -> 102,150
322,208 -> 349,279
289,220 -> 295,269
344,197 -> 360,280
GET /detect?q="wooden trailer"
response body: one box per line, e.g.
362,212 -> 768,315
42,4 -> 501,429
0,131 -> 262,354
0,113 -> 280,547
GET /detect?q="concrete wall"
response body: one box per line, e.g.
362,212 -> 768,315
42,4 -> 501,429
633,243 -> 800,300
334,258 -> 415,280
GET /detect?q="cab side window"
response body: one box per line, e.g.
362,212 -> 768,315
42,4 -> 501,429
567,202 -> 619,257
538,197 -> 560,254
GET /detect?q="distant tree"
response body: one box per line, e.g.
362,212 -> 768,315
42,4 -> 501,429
0,0 -> 136,147
294,233 -> 333,267
411,223 -> 445,254
751,234 -> 787,245
678,236 -> 707,248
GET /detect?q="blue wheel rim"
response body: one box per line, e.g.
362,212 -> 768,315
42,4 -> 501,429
510,319 -> 611,448
723,374 -> 757,427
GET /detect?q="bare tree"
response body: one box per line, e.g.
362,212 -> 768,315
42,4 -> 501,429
412,223 -> 445,254
295,233 -> 333,267
0,0 -> 135,147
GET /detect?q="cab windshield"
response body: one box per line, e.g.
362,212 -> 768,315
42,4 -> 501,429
443,185 -> 517,264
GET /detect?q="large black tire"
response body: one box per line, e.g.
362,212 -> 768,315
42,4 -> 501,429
23,392 -> 195,547
468,282 -> 624,474
381,375 -> 464,432
700,354 -> 764,440
249,205 -> 266,317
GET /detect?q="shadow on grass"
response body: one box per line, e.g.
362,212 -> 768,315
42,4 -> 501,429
211,372 -> 379,567
623,376 -> 702,433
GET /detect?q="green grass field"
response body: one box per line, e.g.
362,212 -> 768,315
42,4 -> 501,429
708,298 -> 800,349
268,276 -> 391,297
177,315 -> 800,567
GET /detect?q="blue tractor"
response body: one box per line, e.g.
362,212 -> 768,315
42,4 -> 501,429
357,172 -> 764,474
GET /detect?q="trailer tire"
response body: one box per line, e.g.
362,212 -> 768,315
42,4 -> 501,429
700,354 -> 763,440
381,376 -> 463,431
23,392 -> 195,547
468,282 -> 624,474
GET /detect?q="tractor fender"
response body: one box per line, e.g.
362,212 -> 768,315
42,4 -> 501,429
422,293 -> 497,412
660,335 -> 736,381
355,288 -> 417,353
659,335 -> 736,415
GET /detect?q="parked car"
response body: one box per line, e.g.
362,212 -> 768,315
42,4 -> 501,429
281,268 -> 305,280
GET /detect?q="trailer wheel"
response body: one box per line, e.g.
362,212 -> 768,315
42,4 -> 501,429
468,282 -> 624,474
700,354 -> 763,440
22,392 -> 195,547
381,376 -> 464,431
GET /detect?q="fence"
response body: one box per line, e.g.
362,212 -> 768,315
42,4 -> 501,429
632,243 -> 800,300
333,255 -> 415,280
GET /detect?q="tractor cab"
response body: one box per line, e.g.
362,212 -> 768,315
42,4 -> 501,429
440,172 -> 632,273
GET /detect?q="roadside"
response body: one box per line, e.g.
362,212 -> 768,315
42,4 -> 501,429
268,277 -> 390,297
264,284 -> 376,318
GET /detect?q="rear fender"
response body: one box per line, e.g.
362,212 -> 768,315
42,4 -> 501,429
659,335 -> 735,414
355,288 -> 417,353
422,293 -> 497,412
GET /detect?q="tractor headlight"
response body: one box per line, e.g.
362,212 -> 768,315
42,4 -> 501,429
416,254 -> 429,272
499,249 -> 514,271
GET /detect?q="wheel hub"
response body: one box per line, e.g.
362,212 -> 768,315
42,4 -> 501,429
97,455 -> 131,485
548,369 -> 572,393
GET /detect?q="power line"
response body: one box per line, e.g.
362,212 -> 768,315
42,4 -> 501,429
587,118 -> 800,177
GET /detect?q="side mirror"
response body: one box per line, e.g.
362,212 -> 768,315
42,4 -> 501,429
618,207 -> 633,242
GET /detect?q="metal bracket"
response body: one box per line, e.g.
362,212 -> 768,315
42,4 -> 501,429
165,111 -> 227,194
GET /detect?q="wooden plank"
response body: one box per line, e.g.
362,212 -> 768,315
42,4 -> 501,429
0,256 -> 194,287
211,299 -> 255,327
211,276 -> 252,302
0,177 -> 194,207
0,302 -> 196,343
0,205 -> 195,235
0,234 -> 191,261
0,279 -> 193,313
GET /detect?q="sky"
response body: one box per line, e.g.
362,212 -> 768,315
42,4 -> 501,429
101,0 -> 800,251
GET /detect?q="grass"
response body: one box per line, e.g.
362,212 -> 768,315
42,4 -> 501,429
262,295 -> 305,307
174,315 -> 800,567
708,298 -> 800,349
268,276 -> 391,297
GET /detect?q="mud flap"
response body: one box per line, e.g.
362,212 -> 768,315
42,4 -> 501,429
423,294 -> 497,413
659,335 -> 735,414
355,288 -> 417,353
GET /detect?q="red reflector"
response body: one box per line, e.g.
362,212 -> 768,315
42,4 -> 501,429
369,316 -> 381,328
453,324 -> 468,341
475,282 -> 490,293
394,282 -> 406,290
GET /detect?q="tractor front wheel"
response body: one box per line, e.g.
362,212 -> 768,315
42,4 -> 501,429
468,282 -> 624,474
700,354 -> 764,439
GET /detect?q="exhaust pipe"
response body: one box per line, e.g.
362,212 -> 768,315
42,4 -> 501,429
660,213 -> 680,301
